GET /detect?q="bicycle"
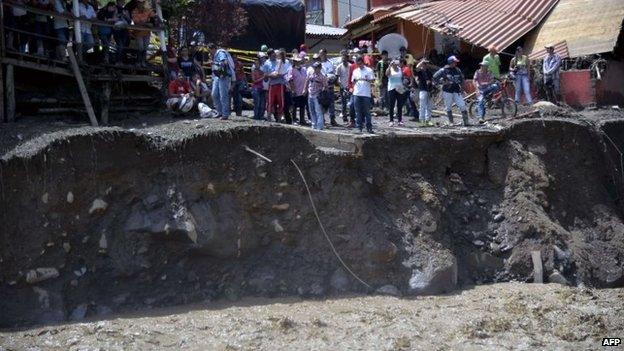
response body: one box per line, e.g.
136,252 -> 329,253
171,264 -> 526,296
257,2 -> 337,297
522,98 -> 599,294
468,76 -> 518,119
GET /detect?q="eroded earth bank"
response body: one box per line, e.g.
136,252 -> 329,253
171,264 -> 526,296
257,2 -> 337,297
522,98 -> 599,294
1,118 -> 623,327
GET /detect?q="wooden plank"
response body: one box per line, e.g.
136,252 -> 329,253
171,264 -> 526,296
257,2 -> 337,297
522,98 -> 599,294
5,65 -> 15,122
66,43 -> 98,127
101,82 -> 111,125
531,250 -> 543,284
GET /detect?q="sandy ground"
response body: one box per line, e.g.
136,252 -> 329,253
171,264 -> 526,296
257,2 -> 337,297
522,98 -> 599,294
1,282 -> 622,350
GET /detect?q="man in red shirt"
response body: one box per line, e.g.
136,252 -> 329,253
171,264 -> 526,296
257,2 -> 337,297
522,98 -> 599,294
166,72 -> 192,111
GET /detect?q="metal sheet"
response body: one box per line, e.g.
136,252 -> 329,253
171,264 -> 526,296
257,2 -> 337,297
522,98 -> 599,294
384,0 -> 560,50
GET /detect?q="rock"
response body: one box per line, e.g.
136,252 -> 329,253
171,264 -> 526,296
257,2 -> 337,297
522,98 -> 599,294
26,267 -> 59,284
476,197 -> 488,205
490,242 -> 501,254
548,271 -> 569,285
89,198 -> 108,214
473,240 -> 484,247
271,219 -> 284,233
70,304 -> 88,321
41,193 -> 49,204
493,213 -> 505,222
272,203 -> 290,211
99,232 -> 108,249
376,284 -> 401,297
366,176 -> 373,184
66,191 -> 74,204
330,268 -> 349,292
62,242 -> 71,253
533,101 -> 557,108
408,257 -> 457,295
205,183 -> 216,194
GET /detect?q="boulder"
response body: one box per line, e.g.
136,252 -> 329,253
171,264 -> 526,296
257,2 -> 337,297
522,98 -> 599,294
408,257 -> 457,295
548,271 -> 569,285
26,267 -> 59,284
89,198 -> 108,214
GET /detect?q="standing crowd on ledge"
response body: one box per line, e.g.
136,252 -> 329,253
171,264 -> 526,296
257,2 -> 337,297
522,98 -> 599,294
166,41 -> 562,134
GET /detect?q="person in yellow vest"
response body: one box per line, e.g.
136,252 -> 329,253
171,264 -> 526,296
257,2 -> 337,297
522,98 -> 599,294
482,46 -> 501,79
509,46 -> 533,104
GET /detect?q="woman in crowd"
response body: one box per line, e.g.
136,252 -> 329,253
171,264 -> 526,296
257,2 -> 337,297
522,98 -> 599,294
251,54 -> 267,120
386,59 -> 407,127
130,0 -> 155,67
510,46 -> 532,105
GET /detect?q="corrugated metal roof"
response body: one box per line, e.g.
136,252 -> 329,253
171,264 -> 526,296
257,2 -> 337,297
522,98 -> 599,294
523,0 -> 624,57
384,0 -> 560,50
306,24 -> 348,38
528,40 -> 570,60
529,40 -> 570,60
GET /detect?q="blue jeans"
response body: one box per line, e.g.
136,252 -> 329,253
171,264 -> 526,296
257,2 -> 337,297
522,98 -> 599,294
514,74 -> 532,104
354,96 -> 372,131
82,32 -> 94,52
252,89 -> 266,120
419,91 -> 432,121
212,76 -> 231,118
308,96 -> 324,130
477,83 -> 500,119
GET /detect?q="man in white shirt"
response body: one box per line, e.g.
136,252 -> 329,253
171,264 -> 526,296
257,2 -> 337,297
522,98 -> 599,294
319,48 -> 338,126
79,0 -> 97,52
351,56 -> 375,134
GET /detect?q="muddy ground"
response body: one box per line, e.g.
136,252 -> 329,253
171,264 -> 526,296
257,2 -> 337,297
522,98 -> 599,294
1,282 -> 623,350
1,106 -> 624,336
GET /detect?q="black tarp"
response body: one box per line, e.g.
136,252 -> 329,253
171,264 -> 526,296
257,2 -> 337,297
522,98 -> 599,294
229,0 -> 306,51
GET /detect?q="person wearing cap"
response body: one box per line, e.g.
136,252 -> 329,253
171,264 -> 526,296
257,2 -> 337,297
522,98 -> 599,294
386,59 -> 407,127
483,46 -> 501,79
260,45 -> 269,53
303,62 -> 328,130
288,56 -> 309,126
351,56 -> 376,134
262,49 -> 288,122
473,61 -> 499,123
318,48 -> 339,126
415,59 -> 434,126
543,44 -> 561,104
433,55 -> 470,126
208,43 -> 236,119
376,50 -> 390,111
335,51 -> 352,122
510,46 -> 532,104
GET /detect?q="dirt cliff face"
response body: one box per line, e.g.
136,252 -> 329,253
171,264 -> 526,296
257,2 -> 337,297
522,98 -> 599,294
1,120 -> 623,327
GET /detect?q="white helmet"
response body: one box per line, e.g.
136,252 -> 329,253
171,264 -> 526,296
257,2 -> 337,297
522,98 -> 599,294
179,95 -> 196,113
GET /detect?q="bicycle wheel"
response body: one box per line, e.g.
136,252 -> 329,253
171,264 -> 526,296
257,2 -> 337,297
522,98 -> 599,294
501,98 -> 518,118
468,100 -> 478,118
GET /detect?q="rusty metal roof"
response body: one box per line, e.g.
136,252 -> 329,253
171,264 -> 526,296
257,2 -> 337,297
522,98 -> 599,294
385,0 -> 560,50
344,2 -> 412,29
528,40 -> 570,60
523,0 -> 624,57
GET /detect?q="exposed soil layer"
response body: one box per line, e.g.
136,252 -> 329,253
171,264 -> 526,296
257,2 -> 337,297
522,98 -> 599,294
1,117 -> 623,327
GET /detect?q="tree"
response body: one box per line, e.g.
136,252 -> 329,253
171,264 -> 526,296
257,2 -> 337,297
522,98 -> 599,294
162,0 -> 248,47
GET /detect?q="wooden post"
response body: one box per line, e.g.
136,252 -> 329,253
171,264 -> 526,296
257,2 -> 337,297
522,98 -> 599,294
101,82 -> 111,125
531,250 -> 543,283
5,64 -> 15,122
67,43 -> 98,127
72,0 -> 82,61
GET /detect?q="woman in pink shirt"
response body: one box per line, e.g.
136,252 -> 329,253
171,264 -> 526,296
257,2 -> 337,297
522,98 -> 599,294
288,57 -> 309,125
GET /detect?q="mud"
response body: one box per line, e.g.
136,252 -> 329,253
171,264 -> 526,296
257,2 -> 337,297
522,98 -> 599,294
1,115 -> 623,328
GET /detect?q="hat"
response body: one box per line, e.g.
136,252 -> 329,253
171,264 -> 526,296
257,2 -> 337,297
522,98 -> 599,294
292,56 -> 303,63
258,52 -> 267,58
447,55 -> 460,64
260,45 -> 269,52
352,48 -> 361,54
312,53 -> 320,59
312,62 -> 322,68
544,43 -> 554,49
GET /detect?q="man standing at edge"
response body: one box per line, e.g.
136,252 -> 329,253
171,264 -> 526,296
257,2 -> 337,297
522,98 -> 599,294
433,55 -> 469,126
208,43 -> 236,119
351,56 -> 375,134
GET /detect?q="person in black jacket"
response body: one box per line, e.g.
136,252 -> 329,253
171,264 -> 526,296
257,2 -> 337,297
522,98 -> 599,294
433,55 -> 469,126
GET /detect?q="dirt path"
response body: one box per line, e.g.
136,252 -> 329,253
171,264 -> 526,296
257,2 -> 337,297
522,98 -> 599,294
1,282 -> 622,350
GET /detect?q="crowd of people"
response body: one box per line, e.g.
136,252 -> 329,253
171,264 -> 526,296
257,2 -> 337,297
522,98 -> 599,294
166,41 -> 562,133
3,0 -> 159,65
